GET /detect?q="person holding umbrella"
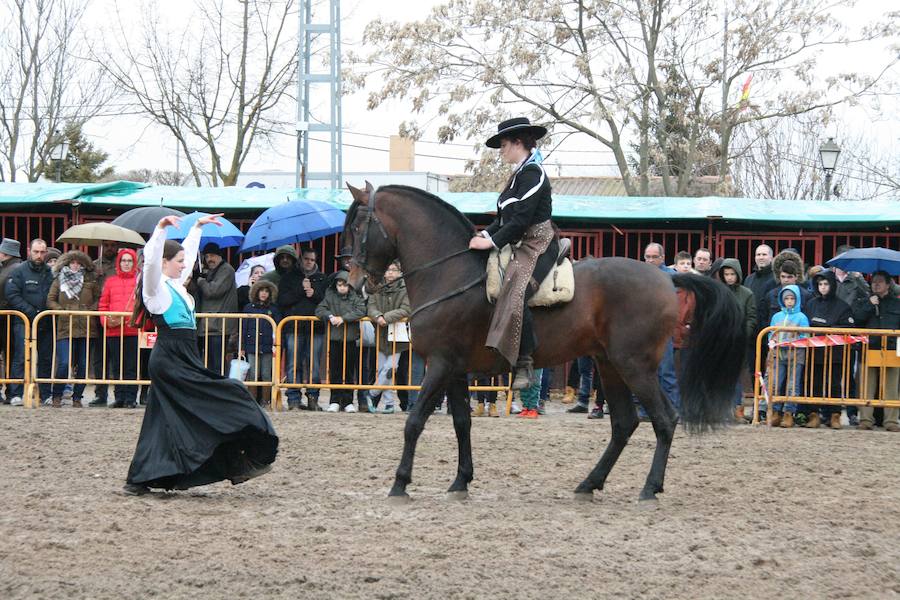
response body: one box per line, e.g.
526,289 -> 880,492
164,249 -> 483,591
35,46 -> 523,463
851,270 -> 900,432
123,213 -> 278,496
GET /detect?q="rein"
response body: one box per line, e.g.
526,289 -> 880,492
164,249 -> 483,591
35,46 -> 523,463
353,189 -> 486,317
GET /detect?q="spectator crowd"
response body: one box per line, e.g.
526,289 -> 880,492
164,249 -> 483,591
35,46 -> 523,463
0,233 -> 897,430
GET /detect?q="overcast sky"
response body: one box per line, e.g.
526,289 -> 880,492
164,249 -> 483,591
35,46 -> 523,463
85,0 -> 898,182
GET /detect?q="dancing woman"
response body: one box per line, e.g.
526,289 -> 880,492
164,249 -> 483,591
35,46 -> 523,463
123,214 -> 278,495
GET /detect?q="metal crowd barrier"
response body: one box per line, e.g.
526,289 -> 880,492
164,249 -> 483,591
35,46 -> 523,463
754,325 -> 900,426
29,311 -> 279,409
273,316 -> 510,412
0,310 -> 31,405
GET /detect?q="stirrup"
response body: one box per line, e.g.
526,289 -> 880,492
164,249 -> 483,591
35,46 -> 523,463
511,357 -> 534,390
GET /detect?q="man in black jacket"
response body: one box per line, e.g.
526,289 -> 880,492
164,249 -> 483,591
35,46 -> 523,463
277,247 -> 326,410
852,271 -> 900,431
4,239 -> 54,405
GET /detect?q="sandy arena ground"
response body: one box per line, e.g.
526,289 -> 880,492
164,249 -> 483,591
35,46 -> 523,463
1,397 -> 899,599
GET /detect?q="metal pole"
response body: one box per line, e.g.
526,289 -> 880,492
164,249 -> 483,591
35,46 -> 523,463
825,170 -> 833,201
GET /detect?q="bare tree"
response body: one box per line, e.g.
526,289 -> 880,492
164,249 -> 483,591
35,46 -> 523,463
98,0 -> 298,187
0,0 -> 112,182
102,168 -> 191,187
350,0 -> 899,197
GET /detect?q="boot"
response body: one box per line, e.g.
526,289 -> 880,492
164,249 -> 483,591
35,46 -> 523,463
804,412 -> 821,428
471,403 -> 485,417
829,413 -> 842,429
488,403 -> 499,418
561,386 -> 576,404
72,399 -> 83,408
511,356 -> 534,391
769,412 -> 782,427
780,412 -> 794,428
734,405 -> 745,422
51,395 -> 62,408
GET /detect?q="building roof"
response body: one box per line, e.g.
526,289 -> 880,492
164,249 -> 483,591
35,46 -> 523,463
0,181 -> 895,226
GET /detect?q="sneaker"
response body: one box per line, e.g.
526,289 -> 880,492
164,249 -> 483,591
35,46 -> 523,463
567,404 -> 588,414
848,414 -> 859,427
518,408 -> 538,419
326,403 -> 340,413
9,396 -> 23,407
344,404 -> 358,413
510,402 -> 522,415
378,404 -> 396,414
588,407 -> 605,419
536,402 -> 546,416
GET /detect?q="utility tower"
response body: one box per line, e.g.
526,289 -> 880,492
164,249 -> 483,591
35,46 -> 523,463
296,0 -> 342,189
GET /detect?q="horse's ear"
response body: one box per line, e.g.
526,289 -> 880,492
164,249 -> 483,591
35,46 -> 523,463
346,182 -> 368,205
364,180 -> 374,194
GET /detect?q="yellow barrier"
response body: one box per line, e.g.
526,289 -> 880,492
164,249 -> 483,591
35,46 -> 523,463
754,325 -> 900,426
30,311 -> 279,408
0,310 -> 31,405
273,316 -> 510,412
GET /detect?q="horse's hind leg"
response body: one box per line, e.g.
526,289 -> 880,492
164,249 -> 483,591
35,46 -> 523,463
446,374 -> 473,497
389,360 -> 449,499
574,358 -> 639,498
628,366 -> 677,502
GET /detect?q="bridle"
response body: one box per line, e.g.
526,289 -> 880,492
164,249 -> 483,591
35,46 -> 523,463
348,188 -> 486,317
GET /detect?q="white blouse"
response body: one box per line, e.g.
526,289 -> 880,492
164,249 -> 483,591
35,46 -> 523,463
142,224 -> 202,316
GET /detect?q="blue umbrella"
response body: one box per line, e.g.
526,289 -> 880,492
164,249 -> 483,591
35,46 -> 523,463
826,247 -> 900,276
166,211 -> 245,250
239,200 -> 346,253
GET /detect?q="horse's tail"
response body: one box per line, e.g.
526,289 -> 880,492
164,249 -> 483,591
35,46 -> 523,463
672,273 -> 746,433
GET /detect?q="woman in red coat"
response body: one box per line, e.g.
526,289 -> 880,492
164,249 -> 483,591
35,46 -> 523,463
98,248 -> 141,408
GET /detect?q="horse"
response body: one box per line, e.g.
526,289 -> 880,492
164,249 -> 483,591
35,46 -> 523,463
342,182 -> 746,503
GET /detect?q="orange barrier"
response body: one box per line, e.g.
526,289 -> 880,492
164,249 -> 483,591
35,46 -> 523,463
754,325 -> 900,426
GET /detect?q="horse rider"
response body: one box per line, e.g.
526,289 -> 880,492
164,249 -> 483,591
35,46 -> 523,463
468,117 -> 555,390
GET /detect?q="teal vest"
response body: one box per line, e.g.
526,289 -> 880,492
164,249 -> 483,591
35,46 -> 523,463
160,281 -> 196,329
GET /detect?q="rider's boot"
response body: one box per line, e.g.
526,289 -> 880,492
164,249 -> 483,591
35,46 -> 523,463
511,356 -> 534,390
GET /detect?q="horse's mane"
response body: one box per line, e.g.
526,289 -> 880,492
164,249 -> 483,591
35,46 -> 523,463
378,185 -> 476,237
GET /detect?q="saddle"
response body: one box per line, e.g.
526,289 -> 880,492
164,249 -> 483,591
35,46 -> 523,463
485,238 -> 575,307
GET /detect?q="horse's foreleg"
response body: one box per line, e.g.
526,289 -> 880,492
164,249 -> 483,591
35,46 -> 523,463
446,375 -> 473,497
574,359 -> 638,498
388,361 -> 449,499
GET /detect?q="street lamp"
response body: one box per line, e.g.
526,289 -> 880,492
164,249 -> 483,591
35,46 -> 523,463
818,137 -> 841,201
53,130 -> 69,182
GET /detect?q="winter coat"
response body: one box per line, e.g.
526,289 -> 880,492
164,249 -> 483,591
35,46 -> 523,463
769,284 -> 810,363
279,266 -> 327,331
834,272 -> 870,308
744,264 -> 778,327
98,248 -> 140,337
5,258 -> 53,323
483,149 -> 552,249
759,250 -> 811,325
46,251 -> 101,339
240,280 -> 282,355
852,290 -> 900,351
196,260 -> 239,335
716,258 -> 758,341
802,270 -> 854,363
367,278 -> 412,351
0,256 -> 22,309
315,280 -> 366,343
260,245 -> 297,286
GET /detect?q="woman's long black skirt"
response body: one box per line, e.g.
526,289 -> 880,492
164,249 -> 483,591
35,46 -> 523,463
126,328 -> 278,490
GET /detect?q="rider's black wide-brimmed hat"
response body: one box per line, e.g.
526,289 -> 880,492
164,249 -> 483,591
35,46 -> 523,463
485,117 -> 548,149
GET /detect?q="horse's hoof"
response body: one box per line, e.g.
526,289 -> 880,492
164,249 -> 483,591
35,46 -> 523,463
387,494 -> 411,506
446,490 -> 468,502
637,496 -> 659,511
573,492 -> 594,504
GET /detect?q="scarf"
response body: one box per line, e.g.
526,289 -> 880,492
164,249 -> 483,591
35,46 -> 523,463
59,265 -> 85,300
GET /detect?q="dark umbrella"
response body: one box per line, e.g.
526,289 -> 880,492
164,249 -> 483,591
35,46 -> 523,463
826,247 -> 900,276
111,206 -> 187,234
239,200 -> 345,253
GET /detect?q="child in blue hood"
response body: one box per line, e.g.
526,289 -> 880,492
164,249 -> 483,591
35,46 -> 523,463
767,285 -> 810,427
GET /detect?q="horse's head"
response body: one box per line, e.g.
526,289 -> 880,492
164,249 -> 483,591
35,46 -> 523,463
343,181 -> 396,292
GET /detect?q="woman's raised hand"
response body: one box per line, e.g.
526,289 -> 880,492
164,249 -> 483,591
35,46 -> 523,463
196,213 -> 225,227
157,215 -> 182,230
